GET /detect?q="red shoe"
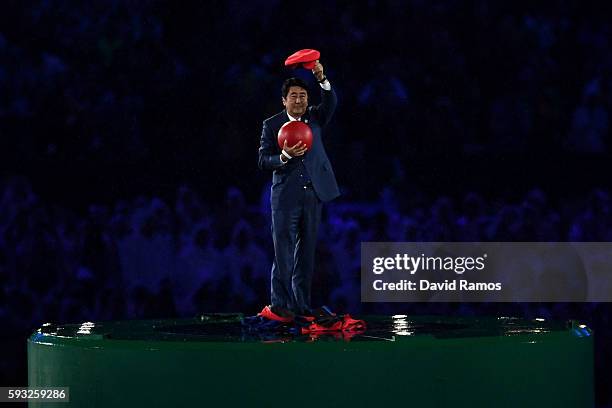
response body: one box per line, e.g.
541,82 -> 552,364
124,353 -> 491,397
257,305 -> 295,323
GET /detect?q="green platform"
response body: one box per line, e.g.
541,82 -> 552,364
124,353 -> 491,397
28,314 -> 594,407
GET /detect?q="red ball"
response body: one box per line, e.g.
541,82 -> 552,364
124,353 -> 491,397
277,121 -> 313,150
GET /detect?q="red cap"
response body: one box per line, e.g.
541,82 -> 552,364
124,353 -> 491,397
284,49 -> 320,70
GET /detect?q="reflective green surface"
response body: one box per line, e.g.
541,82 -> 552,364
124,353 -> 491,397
28,315 -> 594,407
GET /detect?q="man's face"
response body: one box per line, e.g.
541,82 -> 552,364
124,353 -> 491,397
282,86 -> 308,118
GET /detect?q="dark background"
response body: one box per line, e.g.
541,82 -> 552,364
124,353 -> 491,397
1,0 -> 612,406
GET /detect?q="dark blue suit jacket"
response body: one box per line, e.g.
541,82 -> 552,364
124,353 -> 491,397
258,87 -> 340,210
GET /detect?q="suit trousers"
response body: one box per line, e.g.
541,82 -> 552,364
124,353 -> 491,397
270,185 -> 322,314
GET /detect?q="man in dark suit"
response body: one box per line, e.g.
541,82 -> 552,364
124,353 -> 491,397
258,61 -> 339,318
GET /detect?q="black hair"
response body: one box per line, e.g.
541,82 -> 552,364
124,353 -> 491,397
281,77 -> 309,98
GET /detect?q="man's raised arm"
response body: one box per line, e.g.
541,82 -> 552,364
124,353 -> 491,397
310,61 -> 337,127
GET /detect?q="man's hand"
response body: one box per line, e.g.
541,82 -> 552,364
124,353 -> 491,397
283,140 -> 308,158
311,60 -> 324,81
